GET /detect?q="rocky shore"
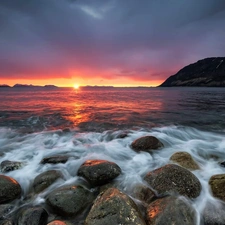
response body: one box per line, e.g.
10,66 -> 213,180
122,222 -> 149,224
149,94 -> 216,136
0,135 -> 225,225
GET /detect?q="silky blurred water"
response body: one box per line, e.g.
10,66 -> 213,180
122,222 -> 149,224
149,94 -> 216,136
0,87 -> 225,224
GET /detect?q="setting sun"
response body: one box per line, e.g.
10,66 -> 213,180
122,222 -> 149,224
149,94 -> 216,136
74,84 -> 79,89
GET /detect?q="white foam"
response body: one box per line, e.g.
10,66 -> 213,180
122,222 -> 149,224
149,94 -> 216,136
0,126 -> 225,223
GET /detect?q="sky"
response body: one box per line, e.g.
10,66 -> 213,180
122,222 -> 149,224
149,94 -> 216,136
0,0 -> 225,87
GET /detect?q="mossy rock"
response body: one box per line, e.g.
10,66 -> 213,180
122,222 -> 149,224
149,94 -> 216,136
170,152 -> 200,170
209,174 -> 225,202
144,164 -> 201,198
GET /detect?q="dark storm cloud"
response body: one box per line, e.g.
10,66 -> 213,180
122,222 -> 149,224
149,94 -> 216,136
0,0 -> 225,82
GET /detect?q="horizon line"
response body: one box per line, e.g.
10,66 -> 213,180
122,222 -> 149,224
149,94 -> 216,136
0,84 -> 158,88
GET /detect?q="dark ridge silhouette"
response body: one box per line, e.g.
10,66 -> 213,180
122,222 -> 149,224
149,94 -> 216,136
0,84 -> 11,88
12,84 -> 58,88
160,57 -> 225,87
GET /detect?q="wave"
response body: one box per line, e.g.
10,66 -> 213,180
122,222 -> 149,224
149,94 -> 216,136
0,125 -> 225,222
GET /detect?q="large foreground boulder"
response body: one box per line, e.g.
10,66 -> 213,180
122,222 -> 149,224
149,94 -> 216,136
77,160 -> 121,186
46,185 -> 95,216
144,164 -> 201,198
33,170 -> 64,193
170,152 -> 200,170
85,188 -> 146,225
146,196 -> 197,225
0,175 -> 22,203
209,174 -> 225,202
17,206 -> 48,225
1,160 -> 24,173
131,136 -> 164,153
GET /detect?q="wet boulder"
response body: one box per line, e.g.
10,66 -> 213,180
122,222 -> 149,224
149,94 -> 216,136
144,164 -> 201,198
1,160 -> 24,173
85,188 -> 146,225
0,175 -> 22,203
133,184 -> 156,205
40,156 -> 69,164
17,206 -> 48,225
146,196 -> 197,225
131,136 -> 164,152
115,131 -> 129,139
46,185 -> 95,216
33,170 -> 64,193
170,152 -> 200,170
209,174 -> 225,202
77,160 -> 121,186
202,201 -> 225,225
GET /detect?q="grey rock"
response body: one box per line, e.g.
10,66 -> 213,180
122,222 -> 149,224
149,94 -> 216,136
33,170 -> 64,193
77,160 -> 121,187
1,160 -> 24,173
46,185 -> 95,216
146,196 -> 197,225
85,188 -> 146,225
144,164 -> 201,198
40,156 -> 69,164
202,201 -> 225,225
17,206 -> 48,225
0,175 -> 22,204
131,136 -> 164,152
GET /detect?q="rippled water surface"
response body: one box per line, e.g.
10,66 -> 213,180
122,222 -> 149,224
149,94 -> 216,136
1,87 -> 225,132
0,87 -> 225,224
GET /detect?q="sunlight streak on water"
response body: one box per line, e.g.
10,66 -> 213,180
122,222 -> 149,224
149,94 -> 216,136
0,87 -> 225,132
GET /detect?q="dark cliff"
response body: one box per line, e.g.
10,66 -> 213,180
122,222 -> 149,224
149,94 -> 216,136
160,57 -> 225,87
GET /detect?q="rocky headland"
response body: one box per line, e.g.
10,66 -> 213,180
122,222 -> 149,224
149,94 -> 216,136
160,57 -> 225,87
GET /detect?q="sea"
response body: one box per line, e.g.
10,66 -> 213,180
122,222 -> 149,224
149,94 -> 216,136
0,87 -> 225,223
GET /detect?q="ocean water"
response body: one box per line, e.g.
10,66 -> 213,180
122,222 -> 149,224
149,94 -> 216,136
1,87 -> 225,223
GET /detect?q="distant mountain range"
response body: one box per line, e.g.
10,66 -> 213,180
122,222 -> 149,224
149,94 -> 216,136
0,84 -> 11,88
0,84 -> 58,88
160,57 -> 225,87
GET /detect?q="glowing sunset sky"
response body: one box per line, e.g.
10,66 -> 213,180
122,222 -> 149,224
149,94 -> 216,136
0,0 -> 225,87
